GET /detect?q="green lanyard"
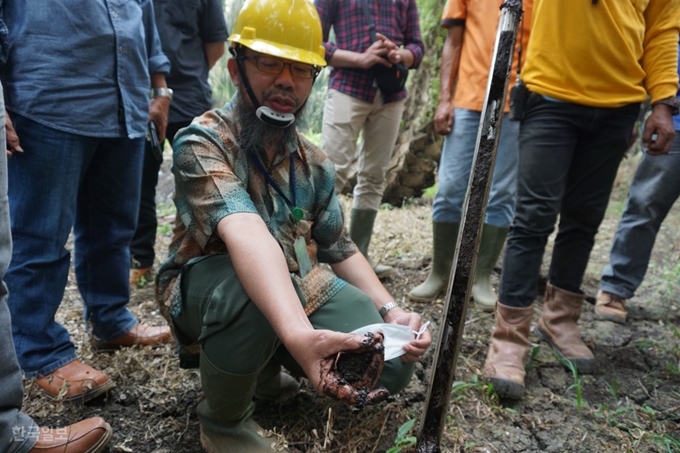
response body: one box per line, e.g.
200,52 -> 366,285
247,148 -> 304,222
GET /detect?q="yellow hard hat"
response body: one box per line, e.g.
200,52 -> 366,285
229,0 -> 327,67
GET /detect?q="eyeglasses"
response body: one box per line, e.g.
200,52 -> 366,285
238,55 -> 320,79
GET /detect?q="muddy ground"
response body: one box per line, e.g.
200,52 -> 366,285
22,152 -> 680,452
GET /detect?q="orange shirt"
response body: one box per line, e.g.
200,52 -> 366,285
441,0 -> 533,112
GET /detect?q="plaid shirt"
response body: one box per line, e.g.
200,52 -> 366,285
315,0 -> 424,103
157,100 -> 358,322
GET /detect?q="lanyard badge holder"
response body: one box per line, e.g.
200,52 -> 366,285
247,149 -> 312,277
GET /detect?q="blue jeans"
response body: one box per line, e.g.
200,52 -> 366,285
0,97 -> 38,452
6,114 -> 144,378
500,94 -> 640,307
600,133 -> 680,299
432,109 -> 519,227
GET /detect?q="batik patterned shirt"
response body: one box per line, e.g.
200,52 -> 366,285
157,101 -> 358,322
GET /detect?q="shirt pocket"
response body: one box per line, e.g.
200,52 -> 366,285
167,0 -> 202,36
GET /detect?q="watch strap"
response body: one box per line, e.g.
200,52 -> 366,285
378,301 -> 399,319
150,87 -> 173,101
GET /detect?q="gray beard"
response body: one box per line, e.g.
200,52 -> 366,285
234,93 -> 303,160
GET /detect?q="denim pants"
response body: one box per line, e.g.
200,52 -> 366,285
432,109 -> 519,227
130,120 -> 188,269
600,133 -> 680,299
500,94 -> 640,307
0,100 -> 38,453
322,89 -> 406,211
6,114 -> 144,378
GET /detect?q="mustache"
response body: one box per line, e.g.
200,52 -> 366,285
262,88 -> 301,108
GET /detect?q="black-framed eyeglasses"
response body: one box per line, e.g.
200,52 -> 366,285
238,55 -> 320,79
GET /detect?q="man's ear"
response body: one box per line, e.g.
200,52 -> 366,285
227,58 -> 241,87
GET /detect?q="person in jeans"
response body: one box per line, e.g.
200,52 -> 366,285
0,6 -> 112,449
129,0 -> 229,287
596,42 -> 680,324
483,0 -> 680,400
408,0 -> 532,311
314,0 -> 424,279
3,0 -> 172,403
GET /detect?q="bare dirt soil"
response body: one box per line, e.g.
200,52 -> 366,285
22,152 -> 680,452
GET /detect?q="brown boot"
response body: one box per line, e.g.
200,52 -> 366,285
534,284 -> 595,374
483,302 -> 533,399
28,417 -> 112,453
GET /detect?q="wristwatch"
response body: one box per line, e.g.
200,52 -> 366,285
651,96 -> 679,116
150,87 -> 173,101
378,301 -> 399,319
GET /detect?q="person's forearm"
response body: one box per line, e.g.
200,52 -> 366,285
327,49 -> 365,68
330,253 -> 394,310
217,213 -> 314,344
203,41 -> 226,70
150,72 -> 167,89
439,26 -> 464,104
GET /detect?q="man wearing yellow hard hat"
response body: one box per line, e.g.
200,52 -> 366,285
155,0 -> 431,450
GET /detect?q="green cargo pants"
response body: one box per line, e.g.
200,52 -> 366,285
173,254 -> 415,394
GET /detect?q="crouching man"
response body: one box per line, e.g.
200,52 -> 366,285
156,0 -> 431,451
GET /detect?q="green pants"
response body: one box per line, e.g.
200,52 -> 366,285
173,254 -> 415,395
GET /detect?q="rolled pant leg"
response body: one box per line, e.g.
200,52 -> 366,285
600,134 -> 680,298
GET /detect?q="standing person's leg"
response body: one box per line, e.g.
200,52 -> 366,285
598,134 -> 680,322
130,121 -> 189,286
472,114 -> 520,310
408,109 -> 478,302
321,89 -> 371,194
484,95 -> 583,399
5,115 -> 114,402
0,103 -> 37,453
75,137 -> 171,348
535,102 -> 639,372
349,93 -> 406,278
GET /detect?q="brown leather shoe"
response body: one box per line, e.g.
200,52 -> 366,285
595,290 -> 627,324
29,417 -> 112,453
91,323 -> 172,351
34,360 -> 115,403
534,284 -> 595,374
483,302 -> 533,399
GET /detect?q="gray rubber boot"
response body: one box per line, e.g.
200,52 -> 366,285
349,208 -> 395,279
407,222 -> 460,302
198,353 -> 284,453
472,225 -> 508,312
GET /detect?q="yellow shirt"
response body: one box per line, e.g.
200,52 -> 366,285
442,0 -> 533,112
522,0 -> 680,107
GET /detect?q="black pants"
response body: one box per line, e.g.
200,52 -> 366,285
499,93 -> 640,307
130,121 -> 189,268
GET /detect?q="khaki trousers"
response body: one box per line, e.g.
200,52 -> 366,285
321,89 -> 406,210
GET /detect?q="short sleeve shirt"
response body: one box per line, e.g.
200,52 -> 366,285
441,0 -> 533,112
153,0 -> 229,123
157,101 -> 358,319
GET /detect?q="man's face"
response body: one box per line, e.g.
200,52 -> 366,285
228,49 -> 314,115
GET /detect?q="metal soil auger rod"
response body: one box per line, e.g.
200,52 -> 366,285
410,2 -> 523,451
